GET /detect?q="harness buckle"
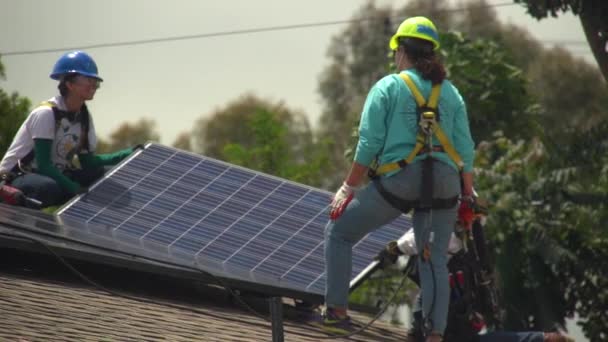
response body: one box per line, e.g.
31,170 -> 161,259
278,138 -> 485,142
419,110 -> 435,135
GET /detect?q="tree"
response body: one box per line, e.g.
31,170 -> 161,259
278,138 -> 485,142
475,128 -> 608,339
527,46 -> 608,133
192,94 -> 312,160
171,131 -> 192,152
434,0 -> 608,137
441,32 -> 540,142
192,94 -> 330,187
514,0 -> 608,82
96,118 -> 160,153
0,57 -> 31,158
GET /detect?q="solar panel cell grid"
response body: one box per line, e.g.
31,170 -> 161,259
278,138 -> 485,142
58,143 -> 411,296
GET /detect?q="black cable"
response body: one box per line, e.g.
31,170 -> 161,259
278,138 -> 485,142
0,224 -> 411,340
0,230 -> 272,328
1,2 -> 518,56
423,260 -> 437,336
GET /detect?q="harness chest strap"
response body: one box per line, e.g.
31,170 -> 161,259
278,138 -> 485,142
40,101 -> 90,153
373,73 -> 464,176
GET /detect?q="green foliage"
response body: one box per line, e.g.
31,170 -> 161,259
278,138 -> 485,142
527,47 -> 608,133
317,2 -> 394,186
0,58 -> 31,158
441,32 -> 540,142
514,0 -> 608,83
0,90 -> 31,157
192,94 -> 313,161
349,266 -> 417,325
220,108 -> 331,187
476,129 -> 608,338
514,0 -> 583,19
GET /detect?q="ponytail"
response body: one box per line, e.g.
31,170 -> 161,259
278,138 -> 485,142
399,38 -> 446,84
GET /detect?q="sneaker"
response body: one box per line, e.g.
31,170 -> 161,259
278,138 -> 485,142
310,307 -> 357,335
544,332 -> 575,342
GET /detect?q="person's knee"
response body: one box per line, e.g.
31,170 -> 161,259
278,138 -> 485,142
17,176 -> 65,207
325,220 -> 358,244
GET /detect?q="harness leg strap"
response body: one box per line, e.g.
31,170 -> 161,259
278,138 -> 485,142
420,157 -> 434,209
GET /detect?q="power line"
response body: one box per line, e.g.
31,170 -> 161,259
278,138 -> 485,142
1,1 -> 518,57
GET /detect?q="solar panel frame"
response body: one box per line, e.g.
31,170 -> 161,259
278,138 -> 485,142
56,143 -> 412,297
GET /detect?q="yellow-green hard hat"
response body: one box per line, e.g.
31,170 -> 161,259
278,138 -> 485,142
389,16 -> 440,51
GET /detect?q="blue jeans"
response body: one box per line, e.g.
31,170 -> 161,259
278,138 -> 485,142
10,167 -> 105,208
325,160 -> 459,334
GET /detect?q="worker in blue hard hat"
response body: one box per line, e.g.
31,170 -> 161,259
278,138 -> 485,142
314,16 -> 475,342
0,51 -> 141,208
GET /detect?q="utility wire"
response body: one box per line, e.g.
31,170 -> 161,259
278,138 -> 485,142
1,2 -> 519,56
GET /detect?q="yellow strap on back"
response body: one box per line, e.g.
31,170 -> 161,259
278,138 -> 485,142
399,74 -> 425,107
400,73 -> 441,109
39,101 -> 55,108
431,123 -> 464,170
428,84 -> 441,109
373,73 -> 464,176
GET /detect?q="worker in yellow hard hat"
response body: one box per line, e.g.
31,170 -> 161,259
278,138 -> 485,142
389,16 -> 441,51
315,16 -> 476,342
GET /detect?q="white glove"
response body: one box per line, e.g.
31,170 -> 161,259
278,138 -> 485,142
329,182 -> 355,220
396,230 -> 418,256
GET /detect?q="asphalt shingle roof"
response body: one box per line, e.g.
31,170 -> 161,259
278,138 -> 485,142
0,249 -> 409,342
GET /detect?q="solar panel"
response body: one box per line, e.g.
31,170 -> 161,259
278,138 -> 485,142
57,143 -> 411,297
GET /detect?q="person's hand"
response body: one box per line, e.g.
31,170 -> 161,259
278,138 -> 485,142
374,240 -> 403,268
457,197 -> 475,230
329,182 -> 356,220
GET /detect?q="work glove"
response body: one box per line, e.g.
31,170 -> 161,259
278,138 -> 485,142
374,240 -> 403,268
458,197 -> 475,230
329,182 -> 355,220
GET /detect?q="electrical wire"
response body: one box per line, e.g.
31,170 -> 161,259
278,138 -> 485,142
0,220 -> 412,340
0,2 -> 519,56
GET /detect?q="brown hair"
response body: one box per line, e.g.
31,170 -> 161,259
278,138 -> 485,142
399,37 -> 446,84
58,73 -> 78,97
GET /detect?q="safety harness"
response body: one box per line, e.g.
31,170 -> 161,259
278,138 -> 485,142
371,73 -> 464,212
13,101 -> 90,173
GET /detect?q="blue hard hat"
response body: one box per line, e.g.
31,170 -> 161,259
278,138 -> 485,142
50,51 -> 103,81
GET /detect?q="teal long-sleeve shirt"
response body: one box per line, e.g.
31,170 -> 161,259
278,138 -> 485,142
354,69 -> 475,173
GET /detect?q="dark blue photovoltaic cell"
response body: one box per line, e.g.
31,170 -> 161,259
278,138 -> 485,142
59,143 -> 411,296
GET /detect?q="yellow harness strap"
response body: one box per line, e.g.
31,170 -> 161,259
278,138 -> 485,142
39,101 -> 55,108
373,73 -> 463,176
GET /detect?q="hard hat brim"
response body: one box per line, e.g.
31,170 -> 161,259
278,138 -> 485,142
388,34 -> 440,51
50,71 -> 103,82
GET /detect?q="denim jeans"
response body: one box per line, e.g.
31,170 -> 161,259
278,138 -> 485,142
324,160 -> 459,334
10,166 -> 105,208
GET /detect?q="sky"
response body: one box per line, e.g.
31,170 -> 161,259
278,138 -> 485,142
0,1 -> 595,339
0,0 -> 594,146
